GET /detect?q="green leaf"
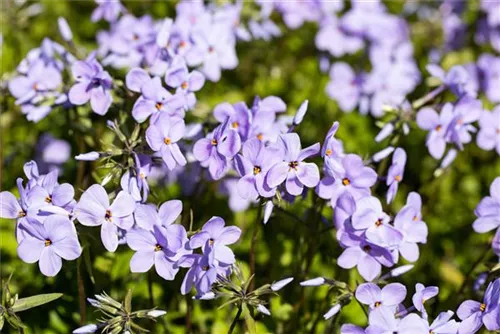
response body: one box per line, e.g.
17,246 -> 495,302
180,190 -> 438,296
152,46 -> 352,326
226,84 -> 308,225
11,293 -> 63,312
243,304 -> 256,334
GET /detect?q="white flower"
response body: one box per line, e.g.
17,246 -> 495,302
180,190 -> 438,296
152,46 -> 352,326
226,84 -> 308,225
300,277 -> 326,287
271,277 -> 294,291
257,304 -> 271,316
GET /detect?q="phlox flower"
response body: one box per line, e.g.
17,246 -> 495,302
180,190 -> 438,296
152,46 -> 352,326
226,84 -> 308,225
386,148 -> 407,204
355,282 -> 407,311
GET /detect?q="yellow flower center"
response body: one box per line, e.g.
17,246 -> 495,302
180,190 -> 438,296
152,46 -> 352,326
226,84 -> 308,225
257,134 -> 263,141
375,219 -> 383,227
342,178 -> 350,186
288,161 -> 299,170
325,149 -> 333,156
480,303 -> 486,312
181,82 -> 188,89
45,196 -> 52,203
395,175 -> 401,182
154,244 -> 162,252
155,102 -> 163,110
374,301 -> 381,307
253,166 -> 261,175
209,238 -> 214,246
211,139 -> 218,146
44,239 -> 52,247
105,210 -> 112,222
164,137 -> 171,145
231,122 -> 239,129
18,210 -> 26,218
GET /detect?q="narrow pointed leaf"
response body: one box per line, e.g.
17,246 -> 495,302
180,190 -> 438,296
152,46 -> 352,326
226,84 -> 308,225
11,293 -> 63,312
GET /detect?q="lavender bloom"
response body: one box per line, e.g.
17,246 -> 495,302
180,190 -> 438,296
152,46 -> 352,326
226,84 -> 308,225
193,120 -> 242,180
337,235 -> 395,281
127,224 -> 189,280
214,102 -> 252,141
234,139 -> 281,199
412,283 -> 439,315
326,62 -> 363,113
423,311 -> 460,334
472,177 -> 500,234
165,57 -> 205,110
393,193 -> 428,262
477,54 -> 500,103
178,248 -> 226,296
17,216 -> 81,276
266,133 -> 320,196
146,114 -> 186,171
127,71 -> 184,123
317,154 -> 377,207
91,0 -> 125,22
315,16 -> 363,57
35,133 -> 71,174
366,306 -> 424,333
446,98 -> 482,150
26,169 -> 76,215
416,103 -> 454,159
426,64 -> 477,98
185,22 -> 238,82
351,196 -> 403,247
189,216 -> 241,265
68,54 -> 112,115
355,282 -> 406,311
457,278 -> 500,333
75,185 -> 136,252
134,200 -> 184,251
477,106 -> 500,154
321,121 -> 345,161
386,148 -> 407,204
120,153 -> 152,202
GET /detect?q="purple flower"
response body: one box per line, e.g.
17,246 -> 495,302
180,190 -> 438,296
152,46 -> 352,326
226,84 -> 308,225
178,248 -> 227,296
321,121 -> 345,161
337,235 -> 394,281
213,102 -> 252,141
146,114 -> 186,171
472,177 -> 500,234
126,69 -> 184,123
317,154 -> 377,207
120,153 -> 152,202
315,16 -> 363,57
17,216 -> 81,276
393,193 -> 428,262
424,311 -> 460,334
134,200 -> 184,252
412,283 -> 439,314
35,134 -> 71,174
446,97 -> 482,150
75,185 -> 136,252
266,133 -> 320,196
386,148 -> 407,204
477,106 -> 500,154
193,120 -> 242,180
185,22 -> 238,82
352,196 -> 403,247
426,64 -> 477,98
68,55 -> 113,115
234,139 -> 281,199
91,0 -> 125,22
165,57 -> 205,110
127,224 -> 189,280
356,282 -> 406,311
9,60 -> 61,104
477,54 -> 500,103
416,103 -> 454,159
457,278 -> 500,333
326,62 -> 363,113
340,324 -> 366,334
189,216 -> 241,265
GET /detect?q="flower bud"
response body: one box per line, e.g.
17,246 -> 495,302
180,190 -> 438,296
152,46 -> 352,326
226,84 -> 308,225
263,201 -> 274,224
257,304 -> 271,316
323,304 -> 341,320
58,17 -> 73,41
372,146 -> 395,163
300,277 -> 325,287
147,310 -> 167,318
375,123 -> 395,142
293,100 -> 308,126
75,152 -> 100,161
271,277 -> 294,291
73,324 -> 98,333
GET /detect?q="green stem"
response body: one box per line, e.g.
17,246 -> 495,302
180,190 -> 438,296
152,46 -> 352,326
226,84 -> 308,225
77,259 -> 86,325
228,304 -> 242,334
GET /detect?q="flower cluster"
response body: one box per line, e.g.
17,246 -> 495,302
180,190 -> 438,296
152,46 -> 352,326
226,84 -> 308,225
473,177 -> 500,257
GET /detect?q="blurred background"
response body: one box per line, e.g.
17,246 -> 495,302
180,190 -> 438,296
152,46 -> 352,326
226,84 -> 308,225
1,0 -> 500,333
